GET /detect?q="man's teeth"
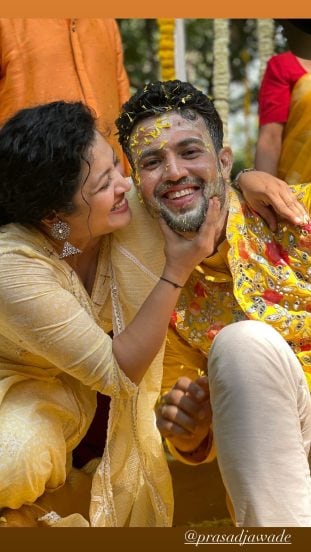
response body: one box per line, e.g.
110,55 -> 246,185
166,187 -> 195,200
112,198 -> 125,210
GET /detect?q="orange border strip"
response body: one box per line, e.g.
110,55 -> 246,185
1,0 -> 310,17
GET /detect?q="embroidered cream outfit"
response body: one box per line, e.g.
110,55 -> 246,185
0,186 -> 172,527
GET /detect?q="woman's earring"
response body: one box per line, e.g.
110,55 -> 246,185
50,220 -> 82,259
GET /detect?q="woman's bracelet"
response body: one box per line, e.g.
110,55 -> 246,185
232,167 -> 257,191
159,276 -> 183,289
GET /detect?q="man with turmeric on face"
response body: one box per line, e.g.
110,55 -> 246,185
116,80 -> 311,527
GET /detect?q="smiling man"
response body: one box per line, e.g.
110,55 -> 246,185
127,109 -> 230,234
116,80 -> 311,527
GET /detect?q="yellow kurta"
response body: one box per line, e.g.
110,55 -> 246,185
0,18 -> 129,167
278,73 -> 311,184
163,184 -> 311,393
160,184 -> 311,520
0,185 -> 173,527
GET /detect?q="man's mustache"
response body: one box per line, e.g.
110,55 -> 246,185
154,177 -> 206,198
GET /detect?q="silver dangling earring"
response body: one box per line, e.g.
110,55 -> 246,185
50,220 -> 82,259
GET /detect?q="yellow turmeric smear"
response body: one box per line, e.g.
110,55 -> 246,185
129,134 -> 139,150
131,116 -> 172,147
132,169 -> 141,187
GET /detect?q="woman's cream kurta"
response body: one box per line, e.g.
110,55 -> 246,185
0,186 -> 173,526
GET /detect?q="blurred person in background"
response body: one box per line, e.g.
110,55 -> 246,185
0,18 -> 129,170
255,20 -> 311,184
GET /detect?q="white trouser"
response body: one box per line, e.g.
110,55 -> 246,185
208,320 -> 311,527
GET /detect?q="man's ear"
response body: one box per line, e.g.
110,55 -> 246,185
218,147 -> 233,180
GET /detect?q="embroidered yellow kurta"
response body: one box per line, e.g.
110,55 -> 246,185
0,18 -> 129,168
163,184 -> 311,393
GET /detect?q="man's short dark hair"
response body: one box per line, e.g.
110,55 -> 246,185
116,80 -> 224,167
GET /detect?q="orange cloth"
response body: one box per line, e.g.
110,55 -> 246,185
0,18 -> 130,169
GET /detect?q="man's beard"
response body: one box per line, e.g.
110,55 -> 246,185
145,174 -> 227,233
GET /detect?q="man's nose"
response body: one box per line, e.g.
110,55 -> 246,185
164,156 -> 188,181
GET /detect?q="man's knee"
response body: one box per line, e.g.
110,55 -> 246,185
208,320 -> 303,393
211,320 -> 282,352
210,320 -> 295,362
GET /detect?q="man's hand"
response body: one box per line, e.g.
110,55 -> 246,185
156,376 -> 212,454
237,170 -> 310,232
158,196 -> 228,285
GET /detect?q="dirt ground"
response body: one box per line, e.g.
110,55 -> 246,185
168,455 -> 232,527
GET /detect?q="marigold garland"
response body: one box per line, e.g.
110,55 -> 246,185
257,19 -> 275,82
213,19 -> 230,146
240,48 -> 253,167
157,19 -> 176,81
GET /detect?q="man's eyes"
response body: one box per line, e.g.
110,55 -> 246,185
140,148 -> 203,169
141,158 -> 161,169
182,148 -> 202,157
